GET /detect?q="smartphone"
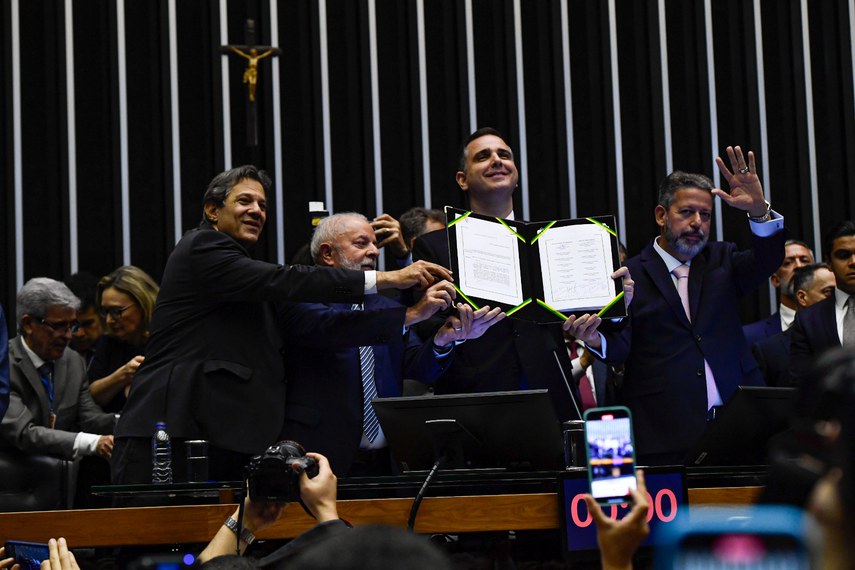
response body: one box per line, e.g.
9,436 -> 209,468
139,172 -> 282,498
584,406 -> 637,504
5,541 -> 50,570
656,505 -> 808,569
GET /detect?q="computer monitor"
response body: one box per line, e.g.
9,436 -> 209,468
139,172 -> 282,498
372,389 -> 564,472
685,386 -> 797,466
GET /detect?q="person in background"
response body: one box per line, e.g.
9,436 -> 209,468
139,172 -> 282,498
1,278 -> 115,461
399,207 -> 446,253
88,266 -> 159,413
789,220 -> 855,388
742,239 -> 814,346
64,272 -> 103,369
753,263 -> 836,387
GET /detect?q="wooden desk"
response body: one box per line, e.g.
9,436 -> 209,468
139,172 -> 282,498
0,486 -> 761,547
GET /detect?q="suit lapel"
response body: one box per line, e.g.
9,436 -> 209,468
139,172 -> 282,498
821,296 -> 841,348
10,337 -> 52,424
640,243 -> 691,329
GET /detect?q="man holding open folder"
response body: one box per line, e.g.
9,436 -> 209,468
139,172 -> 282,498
413,128 -> 631,422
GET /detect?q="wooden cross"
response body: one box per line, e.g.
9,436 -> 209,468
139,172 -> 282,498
220,19 -> 281,147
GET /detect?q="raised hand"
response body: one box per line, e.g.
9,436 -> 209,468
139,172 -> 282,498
713,145 -> 768,217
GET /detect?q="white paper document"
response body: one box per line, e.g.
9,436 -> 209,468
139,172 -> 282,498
537,223 -> 615,311
455,215 -> 524,306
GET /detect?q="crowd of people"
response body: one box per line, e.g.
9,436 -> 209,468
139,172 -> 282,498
1,126 -> 854,568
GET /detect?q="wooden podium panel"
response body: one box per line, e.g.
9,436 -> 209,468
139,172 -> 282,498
0,487 -> 760,547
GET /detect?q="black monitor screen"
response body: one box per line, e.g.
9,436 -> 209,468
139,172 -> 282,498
686,386 -> 796,466
372,389 -> 564,472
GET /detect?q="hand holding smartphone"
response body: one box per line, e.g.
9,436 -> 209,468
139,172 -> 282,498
4,540 -> 50,570
584,406 -> 638,505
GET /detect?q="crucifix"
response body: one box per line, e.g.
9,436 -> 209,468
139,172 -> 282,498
220,19 -> 281,147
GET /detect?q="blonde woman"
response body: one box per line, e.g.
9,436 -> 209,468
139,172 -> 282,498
89,265 -> 159,413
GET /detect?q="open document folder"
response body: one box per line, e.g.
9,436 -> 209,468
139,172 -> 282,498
445,207 -> 627,323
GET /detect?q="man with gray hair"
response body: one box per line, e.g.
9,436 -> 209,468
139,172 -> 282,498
1,278 -> 115,461
280,213 -> 503,476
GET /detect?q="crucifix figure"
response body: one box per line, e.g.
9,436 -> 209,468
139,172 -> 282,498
221,19 -> 281,146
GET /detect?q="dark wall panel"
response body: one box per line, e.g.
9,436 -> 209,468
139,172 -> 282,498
4,0 -> 855,330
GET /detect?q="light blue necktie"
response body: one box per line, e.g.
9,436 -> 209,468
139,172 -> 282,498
352,303 -> 380,443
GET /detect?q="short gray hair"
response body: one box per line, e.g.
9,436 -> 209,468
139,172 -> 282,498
16,278 -> 81,327
310,213 -> 369,264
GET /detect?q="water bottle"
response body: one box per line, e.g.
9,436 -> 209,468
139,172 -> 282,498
151,421 -> 173,484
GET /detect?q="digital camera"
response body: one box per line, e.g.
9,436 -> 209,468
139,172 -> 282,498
246,440 -> 319,502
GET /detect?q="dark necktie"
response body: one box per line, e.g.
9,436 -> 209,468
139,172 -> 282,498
38,362 -> 55,402
352,304 -> 380,443
567,340 -> 597,410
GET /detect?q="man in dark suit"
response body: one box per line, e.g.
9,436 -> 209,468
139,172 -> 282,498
413,128 -> 632,422
790,220 -> 855,390
582,147 -> 785,464
742,240 -> 814,346
112,166 -> 452,484
753,263 -> 835,387
279,213 -> 502,476
1,278 -> 115,460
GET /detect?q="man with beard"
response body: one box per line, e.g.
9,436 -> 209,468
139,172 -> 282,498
278,213 -> 503,476
583,147 -> 785,464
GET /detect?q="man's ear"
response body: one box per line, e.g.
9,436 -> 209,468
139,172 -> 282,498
203,201 -> 219,224
796,289 -> 809,309
770,273 -> 781,288
654,205 -> 667,229
20,314 -> 35,336
318,243 -> 336,267
455,171 -> 468,192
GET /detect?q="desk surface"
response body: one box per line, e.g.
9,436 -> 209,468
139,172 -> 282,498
0,486 -> 762,547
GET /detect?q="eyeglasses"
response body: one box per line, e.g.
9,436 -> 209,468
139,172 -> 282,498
37,318 -> 81,334
99,305 -> 134,319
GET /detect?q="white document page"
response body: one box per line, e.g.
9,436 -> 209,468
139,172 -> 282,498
455,216 -> 524,307
537,224 -> 616,311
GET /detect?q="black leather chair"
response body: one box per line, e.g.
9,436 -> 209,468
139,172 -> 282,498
0,449 -> 79,512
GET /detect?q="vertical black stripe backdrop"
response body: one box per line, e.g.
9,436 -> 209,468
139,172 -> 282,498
2,0 -> 854,327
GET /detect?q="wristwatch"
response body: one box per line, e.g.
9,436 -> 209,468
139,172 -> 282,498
224,516 -> 256,545
747,200 -> 772,223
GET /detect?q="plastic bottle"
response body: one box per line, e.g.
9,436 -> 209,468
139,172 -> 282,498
151,421 -> 173,484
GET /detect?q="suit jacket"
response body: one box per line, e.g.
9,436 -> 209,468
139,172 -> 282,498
277,295 -> 452,475
412,229 -> 582,421
115,225 -> 366,456
752,330 -> 792,387
590,359 -> 619,407
1,337 -> 116,459
600,233 -> 784,457
742,311 -> 781,347
788,294 -> 840,387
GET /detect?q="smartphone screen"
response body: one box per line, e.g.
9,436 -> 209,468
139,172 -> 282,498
5,541 -> 50,570
584,406 -> 637,504
674,533 -> 807,569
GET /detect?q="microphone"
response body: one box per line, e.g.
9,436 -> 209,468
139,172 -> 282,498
540,324 -> 583,420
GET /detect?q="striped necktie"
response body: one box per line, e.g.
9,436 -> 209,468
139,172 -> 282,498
352,303 -> 380,443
